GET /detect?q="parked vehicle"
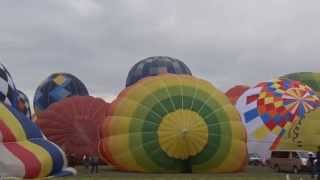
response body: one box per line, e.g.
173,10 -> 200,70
270,150 -> 312,173
248,153 -> 264,166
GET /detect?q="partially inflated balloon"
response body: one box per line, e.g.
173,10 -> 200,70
126,56 -> 192,87
281,72 -> 320,96
0,63 -> 18,108
17,90 -> 32,120
33,73 -> 89,114
236,79 -> 319,159
32,113 -> 37,122
0,103 -> 75,179
100,74 -> 247,173
36,96 -> 109,162
225,85 -> 250,105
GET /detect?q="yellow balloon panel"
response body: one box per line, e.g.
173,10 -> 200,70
277,109 -> 320,151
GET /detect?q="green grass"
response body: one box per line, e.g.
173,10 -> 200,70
56,166 -> 313,180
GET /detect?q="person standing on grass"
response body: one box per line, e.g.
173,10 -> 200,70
308,153 -> 316,178
315,146 -> 320,180
82,154 -> 89,169
67,153 -> 76,167
89,155 -> 99,174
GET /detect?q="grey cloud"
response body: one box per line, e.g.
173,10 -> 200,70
0,0 -> 319,103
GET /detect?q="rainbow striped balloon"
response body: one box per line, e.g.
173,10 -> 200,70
99,74 -> 247,173
0,103 -> 75,178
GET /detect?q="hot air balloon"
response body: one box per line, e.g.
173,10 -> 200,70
31,113 -> 37,122
33,73 -> 89,114
277,108 -> 320,151
0,63 -> 18,108
99,74 -> 247,173
281,72 -> 320,96
17,90 -> 32,120
225,85 -> 250,105
126,56 -> 192,87
0,102 -> 76,178
36,96 -> 109,163
235,79 -> 319,160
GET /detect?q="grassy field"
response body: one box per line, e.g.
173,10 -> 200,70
56,165 -> 314,180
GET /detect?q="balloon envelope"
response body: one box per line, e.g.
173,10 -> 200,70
17,90 -> 32,120
235,79 -> 319,160
100,74 -> 247,173
126,56 -> 192,87
33,73 -> 89,114
277,108 -> 320,151
281,72 -> 320,96
36,96 -> 109,162
31,113 -> 37,122
0,63 -> 18,108
0,103 -> 75,178
225,85 -> 250,105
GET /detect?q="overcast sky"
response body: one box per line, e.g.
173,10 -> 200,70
1,0 -> 319,103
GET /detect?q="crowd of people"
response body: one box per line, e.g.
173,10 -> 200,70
82,155 -> 100,174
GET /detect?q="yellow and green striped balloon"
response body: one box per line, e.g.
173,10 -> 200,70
99,74 -> 247,173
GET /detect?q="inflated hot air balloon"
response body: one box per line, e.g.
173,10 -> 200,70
0,103 -> 76,178
126,56 -> 192,87
281,72 -> 320,96
36,96 -> 109,163
17,90 -> 32,120
225,85 -> 250,105
33,73 -> 89,114
0,63 -> 18,108
277,108 -> 320,151
100,74 -> 247,173
235,79 -> 319,160
31,113 -> 37,122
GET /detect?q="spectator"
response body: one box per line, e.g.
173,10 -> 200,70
315,146 -> 320,180
308,153 -> 316,178
67,153 -> 77,167
89,155 -> 99,174
82,155 -> 89,169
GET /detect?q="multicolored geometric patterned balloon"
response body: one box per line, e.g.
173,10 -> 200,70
100,74 -> 247,173
0,103 -> 76,179
17,90 -> 32,120
33,73 -> 89,114
126,56 -> 192,87
236,79 -> 319,159
225,85 -> 250,105
281,72 -> 320,96
0,63 -> 18,108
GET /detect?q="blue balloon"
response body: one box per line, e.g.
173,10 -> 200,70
126,56 -> 192,87
34,73 -> 89,114
17,90 -> 32,120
